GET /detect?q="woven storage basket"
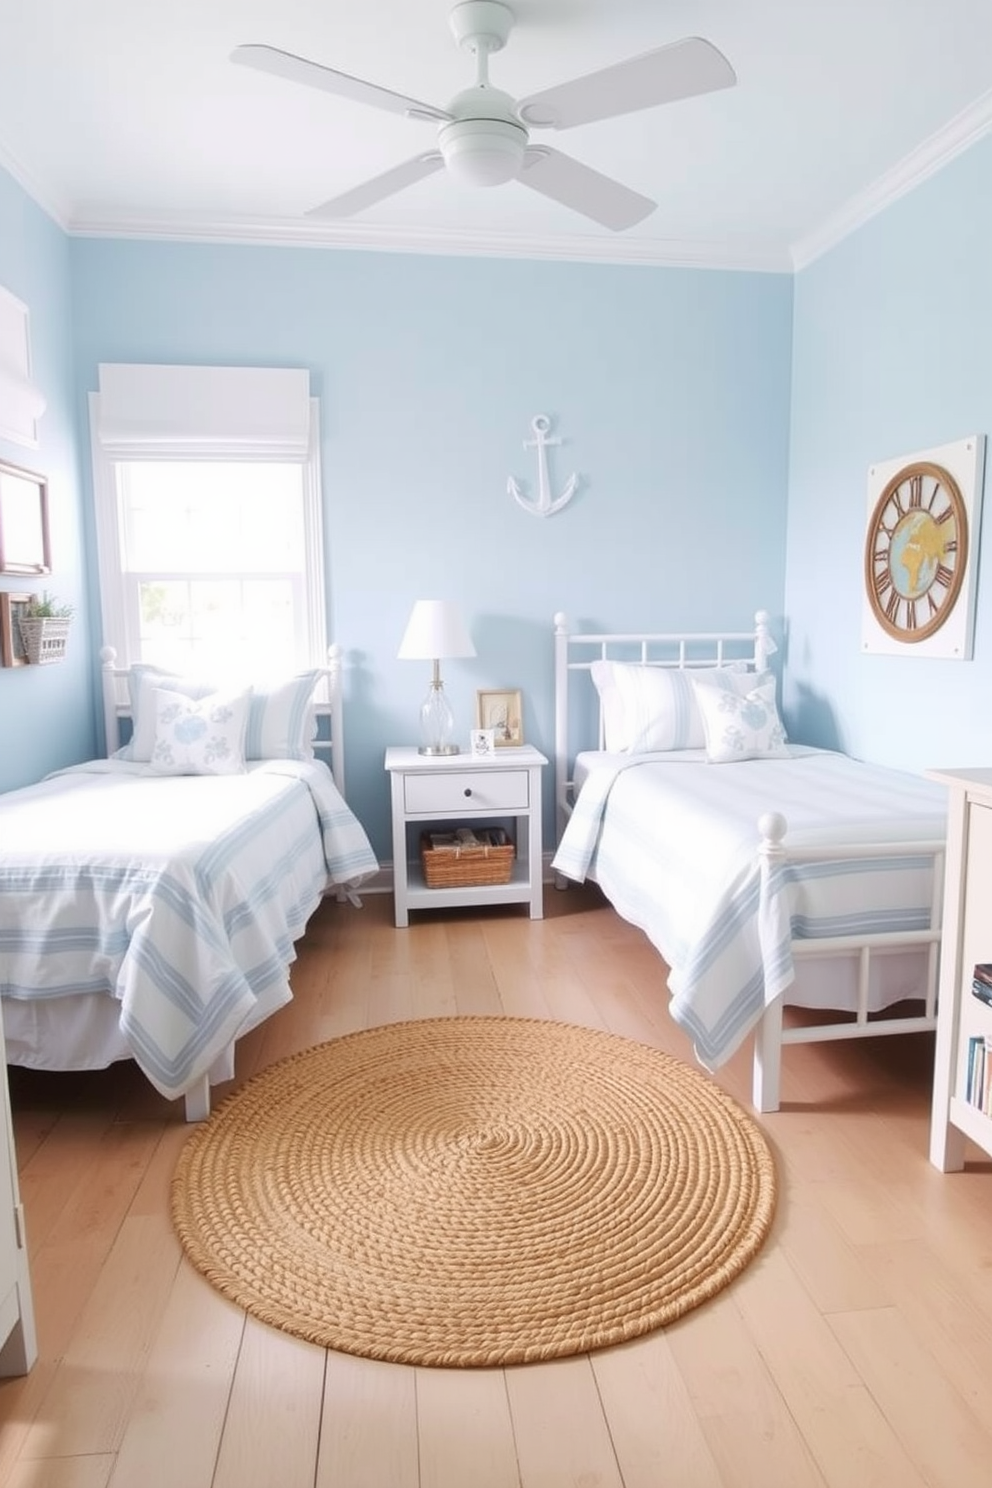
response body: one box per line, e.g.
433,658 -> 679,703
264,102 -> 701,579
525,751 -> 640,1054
18,617 -> 71,665
421,827 -> 514,888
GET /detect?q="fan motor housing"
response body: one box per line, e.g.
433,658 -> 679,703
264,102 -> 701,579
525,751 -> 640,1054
439,117 -> 527,185
439,84 -> 528,185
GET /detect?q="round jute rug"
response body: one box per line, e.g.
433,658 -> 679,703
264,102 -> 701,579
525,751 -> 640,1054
171,1017 -> 776,1367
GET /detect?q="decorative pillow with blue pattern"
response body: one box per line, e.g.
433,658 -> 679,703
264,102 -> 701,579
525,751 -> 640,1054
148,687 -> 252,775
690,673 -> 788,763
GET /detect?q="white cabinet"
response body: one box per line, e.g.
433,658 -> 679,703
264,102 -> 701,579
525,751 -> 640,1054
928,768 -> 992,1171
0,1018 -> 36,1374
385,745 -> 546,929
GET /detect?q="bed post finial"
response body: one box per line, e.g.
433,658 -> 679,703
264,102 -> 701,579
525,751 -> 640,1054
758,811 -> 788,858
553,611 -> 567,635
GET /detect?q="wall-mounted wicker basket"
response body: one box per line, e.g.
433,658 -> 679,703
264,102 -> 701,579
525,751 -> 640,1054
18,616 -> 71,665
420,827 -> 515,888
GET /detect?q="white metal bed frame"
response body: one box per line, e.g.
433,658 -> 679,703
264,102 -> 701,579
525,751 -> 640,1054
553,609 -> 945,1112
96,644 -> 348,1119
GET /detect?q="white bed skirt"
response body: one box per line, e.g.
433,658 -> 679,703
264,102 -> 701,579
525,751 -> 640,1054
782,947 -> 930,1014
1,983 -> 289,1089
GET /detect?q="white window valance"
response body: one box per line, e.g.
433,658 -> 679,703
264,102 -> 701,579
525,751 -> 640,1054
95,364 -> 311,458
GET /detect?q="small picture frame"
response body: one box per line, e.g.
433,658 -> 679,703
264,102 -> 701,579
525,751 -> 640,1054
0,591 -> 31,667
0,461 -> 50,575
470,727 -> 496,759
476,688 -> 524,748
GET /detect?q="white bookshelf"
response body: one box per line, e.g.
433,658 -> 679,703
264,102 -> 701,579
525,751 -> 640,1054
927,768 -> 992,1171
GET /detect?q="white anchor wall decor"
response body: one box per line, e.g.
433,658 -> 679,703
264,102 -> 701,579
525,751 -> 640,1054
508,414 -> 580,518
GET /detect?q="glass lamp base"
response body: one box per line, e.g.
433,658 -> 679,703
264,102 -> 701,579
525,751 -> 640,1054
419,679 -> 459,755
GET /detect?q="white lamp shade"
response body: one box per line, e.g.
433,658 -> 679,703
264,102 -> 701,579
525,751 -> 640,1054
398,600 -> 476,661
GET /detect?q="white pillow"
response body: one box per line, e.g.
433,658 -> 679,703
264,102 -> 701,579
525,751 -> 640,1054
691,674 -> 789,763
590,660 -> 754,753
148,687 -> 251,775
123,665 -> 321,762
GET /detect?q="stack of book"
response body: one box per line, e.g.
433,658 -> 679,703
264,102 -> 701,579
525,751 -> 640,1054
966,964 -> 992,1113
973,963 -> 992,1007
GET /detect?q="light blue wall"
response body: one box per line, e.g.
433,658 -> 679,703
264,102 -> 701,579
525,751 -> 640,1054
785,134 -> 992,772
65,238 -> 793,854
0,172 -> 95,787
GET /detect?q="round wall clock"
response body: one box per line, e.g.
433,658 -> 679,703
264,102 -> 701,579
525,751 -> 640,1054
863,460 -> 968,642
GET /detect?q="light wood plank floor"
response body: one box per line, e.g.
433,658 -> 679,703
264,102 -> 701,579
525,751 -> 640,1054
2,883 -> 992,1488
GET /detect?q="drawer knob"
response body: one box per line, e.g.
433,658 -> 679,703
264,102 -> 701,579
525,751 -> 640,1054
463,787 -> 472,797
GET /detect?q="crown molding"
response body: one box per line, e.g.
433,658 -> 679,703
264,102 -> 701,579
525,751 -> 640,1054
791,86 -> 992,270
0,140 -> 69,229
64,209 -> 792,273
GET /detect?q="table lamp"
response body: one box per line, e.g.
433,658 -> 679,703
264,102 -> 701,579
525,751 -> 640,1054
398,600 -> 477,755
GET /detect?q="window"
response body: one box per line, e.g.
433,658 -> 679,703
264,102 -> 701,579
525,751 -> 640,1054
90,366 -> 326,677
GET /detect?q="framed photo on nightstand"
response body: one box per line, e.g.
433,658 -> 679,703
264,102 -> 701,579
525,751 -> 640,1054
470,728 -> 496,759
476,689 -> 523,747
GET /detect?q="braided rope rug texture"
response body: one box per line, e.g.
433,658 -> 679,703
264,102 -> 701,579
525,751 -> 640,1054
171,1017 -> 777,1367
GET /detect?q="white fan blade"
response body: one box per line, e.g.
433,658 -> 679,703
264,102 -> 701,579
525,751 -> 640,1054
231,45 -> 451,122
517,36 -> 735,130
307,154 -> 446,219
518,148 -> 655,231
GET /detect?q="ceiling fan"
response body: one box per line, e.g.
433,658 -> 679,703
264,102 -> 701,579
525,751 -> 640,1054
231,1 -> 736,232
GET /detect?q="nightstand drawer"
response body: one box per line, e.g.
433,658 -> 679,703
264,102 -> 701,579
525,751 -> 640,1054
404,770 -> 530,814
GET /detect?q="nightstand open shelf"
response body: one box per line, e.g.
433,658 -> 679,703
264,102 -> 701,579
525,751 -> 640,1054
384,745 -> 547,928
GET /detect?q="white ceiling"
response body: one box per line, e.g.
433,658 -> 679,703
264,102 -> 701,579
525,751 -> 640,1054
2,1 -> 991,271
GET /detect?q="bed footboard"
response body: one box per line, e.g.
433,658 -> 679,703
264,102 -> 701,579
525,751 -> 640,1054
753,812 -> 945,1112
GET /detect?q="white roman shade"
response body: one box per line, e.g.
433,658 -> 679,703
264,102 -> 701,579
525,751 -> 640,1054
0,285 -> 46,448
95,364 -> 311,458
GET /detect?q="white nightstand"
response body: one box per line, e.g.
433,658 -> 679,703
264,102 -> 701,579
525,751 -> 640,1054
384,745 -> 547,928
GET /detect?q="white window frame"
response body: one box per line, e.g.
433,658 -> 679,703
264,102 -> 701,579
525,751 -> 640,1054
89,381 -> 327,672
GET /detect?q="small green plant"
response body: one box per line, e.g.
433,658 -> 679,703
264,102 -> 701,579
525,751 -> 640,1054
25,590 -> 74,619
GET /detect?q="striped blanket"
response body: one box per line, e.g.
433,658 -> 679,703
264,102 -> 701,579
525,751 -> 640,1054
0,758 -> 378,1098
552,747 -> 946,1067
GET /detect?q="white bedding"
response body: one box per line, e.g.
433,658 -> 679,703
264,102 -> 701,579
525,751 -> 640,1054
552,746 -> 947,1069
0,758 -> 378,1099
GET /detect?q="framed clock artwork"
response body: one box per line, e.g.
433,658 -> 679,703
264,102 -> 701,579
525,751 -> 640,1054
861,435 -> 986,659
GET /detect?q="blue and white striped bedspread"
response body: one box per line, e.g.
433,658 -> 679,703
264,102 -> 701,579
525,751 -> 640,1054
552,747 -> 947,1068
0,759 -> 378,1098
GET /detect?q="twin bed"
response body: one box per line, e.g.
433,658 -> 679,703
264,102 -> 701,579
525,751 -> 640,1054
552,611 -> 947,1111
0,647 -> 378,1120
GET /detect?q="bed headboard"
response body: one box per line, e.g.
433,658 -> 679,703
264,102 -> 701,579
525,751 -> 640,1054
99,645 -> 348,797
553,610 -> 776,845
